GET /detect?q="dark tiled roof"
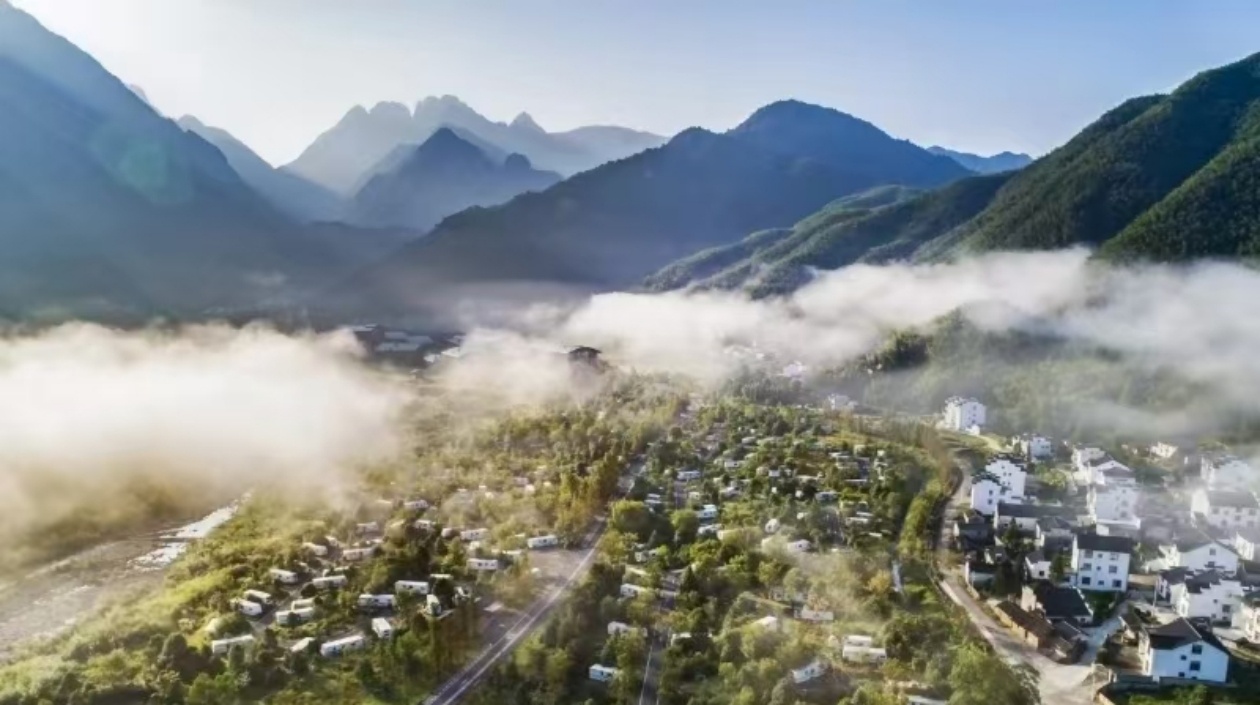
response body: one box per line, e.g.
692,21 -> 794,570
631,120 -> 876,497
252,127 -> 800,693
1206,490 -> 1260,509
994,601 -> 1054,639
1027,581 -> 1093,620
1144,618 -> 1226,652
998,502 -> 1072,519
1075,533 -> 1134,554
1159,567 -> 1192,586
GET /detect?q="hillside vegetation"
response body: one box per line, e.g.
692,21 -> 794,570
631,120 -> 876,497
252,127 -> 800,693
653,52 -> 1260,296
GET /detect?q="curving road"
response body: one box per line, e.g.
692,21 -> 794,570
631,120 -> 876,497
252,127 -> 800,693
422,518 -> 607,705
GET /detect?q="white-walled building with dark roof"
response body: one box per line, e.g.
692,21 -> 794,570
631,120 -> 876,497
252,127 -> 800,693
1071,533 -> 1133,592
1191,489 -> 1260,531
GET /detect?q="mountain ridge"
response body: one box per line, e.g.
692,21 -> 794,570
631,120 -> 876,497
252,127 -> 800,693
346,128 -> 561,231
285,96 -> 666,194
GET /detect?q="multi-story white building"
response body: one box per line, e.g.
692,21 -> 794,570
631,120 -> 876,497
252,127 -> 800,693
1071,533 -> 1133,592
1139,618 -> 1230,684
1191,489 -> 1260,531
1202,454 -> 1255,490
1075,456 -> 1130,486
970,457 -> 1028,515
1172,571 -> 1245,624
941,397 -> 986,433
1088,476 -> 1139,524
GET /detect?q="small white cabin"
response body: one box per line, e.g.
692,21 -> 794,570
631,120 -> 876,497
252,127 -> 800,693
235,599 -> 264,617
357,594 -> 396,610
320,634 -> 365,657
608,621 -> 639,637
460,528 -> 490,542
269,568 -> 300,585
468,558 -> 501,572
243,589 -> 273,605
302,542 -> 328,557
341,546 -> 376,562
371,617 -> 394,639
403,499 -> 429,511
275,607 -> 316,626
211,634 -> 255,655
395,580 -> 431,596
589,664 -> 619,682
311,574 -> 348,589
527,535 -> 560,550
356,521 -> 381,535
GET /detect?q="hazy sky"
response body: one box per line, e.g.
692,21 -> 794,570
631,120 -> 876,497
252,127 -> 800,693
13,0 -> 1260,166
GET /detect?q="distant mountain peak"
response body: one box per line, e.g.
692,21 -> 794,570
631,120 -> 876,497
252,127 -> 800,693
736,99 -> 881,135
926,146 -> 1032,174
176,114 -> 205,131
408,127 -> 487,165
504,152 -> 533,170
511,112 -> 545,133
369,101 -> 411,120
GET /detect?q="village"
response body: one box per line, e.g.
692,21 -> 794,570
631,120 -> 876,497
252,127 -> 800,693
941,395 -> 1260,702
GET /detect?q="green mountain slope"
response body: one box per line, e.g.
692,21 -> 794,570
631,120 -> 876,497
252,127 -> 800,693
643,185 -> 922,292
326,103 -> 971,324
653,52 -> 1260,297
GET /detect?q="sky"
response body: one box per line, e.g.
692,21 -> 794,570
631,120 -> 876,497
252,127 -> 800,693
12,0 -> 1260,166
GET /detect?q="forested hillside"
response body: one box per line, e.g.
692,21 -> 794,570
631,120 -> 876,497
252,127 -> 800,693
652,52 -> 1260,297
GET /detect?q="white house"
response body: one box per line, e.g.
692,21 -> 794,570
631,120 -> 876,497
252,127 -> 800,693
607,621 -> 639,637
1071,534 -> 1133,592
526,535 -> 560,550
1077,456 -> 1131,486
1191,489 -> 1260,531
1160,536 -> 1239,574
1173,571 -> 1244,623
312,574 -> 348,589
1202,454 -> 1254,490
1088,480 -> 1140,524
941,397 -> 986,433
210,634 -> 255,655
970,457 -> 1028,515
697,504 -> 719,521
235,599 -> 264,617
291,598 -> 316,610
785,539 -> 812,553
589,664 -> 619,683
839,634 -> 887,664
1151,442 -> 1182,461
1139,618 -> 1229,684
1014,435 -> 1054,461
320,634 -> 366,658
269,568 -> 300,585
460,528 -> 490,542
676,469 -> 702,482
697,524 -> 722,537
275,607 -> 316,626
791,660 -> 827,684
403,498 -> 429,511
468,558 -> 500,572
341,546 -> 376,562
1233,528 -> 1260,561
302,542 -> 329,557
358,594 -> 396,610
372,617 -> 394,639
395,580 -> 431,596
356,521 -> 381,535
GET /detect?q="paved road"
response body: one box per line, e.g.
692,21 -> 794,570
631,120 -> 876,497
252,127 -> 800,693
638,635 -> 663,705
423,519 -> 607,705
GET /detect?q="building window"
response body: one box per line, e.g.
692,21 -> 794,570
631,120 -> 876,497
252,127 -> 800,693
1190,661 -> 1201,672
1082,576 -> 1091,586
1083,563 -> 1093,571
1191,645 -> 1203,655
1113,580 -> 1121,588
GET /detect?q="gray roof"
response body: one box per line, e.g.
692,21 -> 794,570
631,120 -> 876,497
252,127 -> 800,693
1075,533 -> 1134,554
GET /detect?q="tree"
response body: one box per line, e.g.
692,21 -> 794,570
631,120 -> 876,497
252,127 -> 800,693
948,644 -> 1038,705
1050,552 -> 1070,584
